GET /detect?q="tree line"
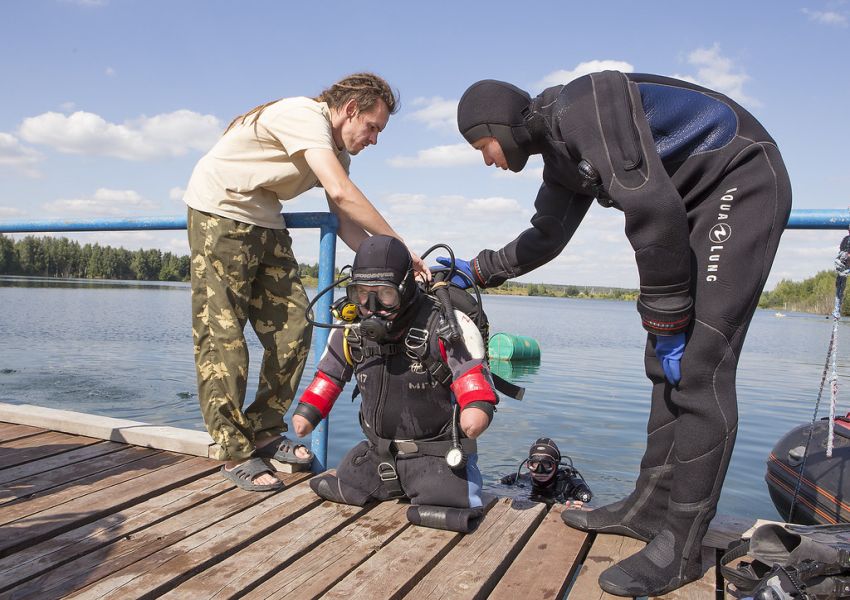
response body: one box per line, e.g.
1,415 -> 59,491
759,270 -> 849,316
0,234 -> 325,283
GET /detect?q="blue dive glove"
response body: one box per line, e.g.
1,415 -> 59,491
434,257 -> 474,290
655,332 -> 686,386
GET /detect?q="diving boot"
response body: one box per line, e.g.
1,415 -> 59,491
597,499 -> 713,597
561,463 -> 672,543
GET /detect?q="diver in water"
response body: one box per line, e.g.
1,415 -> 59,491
501,437 -> 592,507
291,235 -> 499,533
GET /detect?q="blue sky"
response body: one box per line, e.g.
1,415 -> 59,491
1,0 -> 848,288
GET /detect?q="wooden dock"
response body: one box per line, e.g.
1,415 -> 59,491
0,405 -> 757,599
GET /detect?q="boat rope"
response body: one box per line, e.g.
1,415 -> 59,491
788,232 -> 850,521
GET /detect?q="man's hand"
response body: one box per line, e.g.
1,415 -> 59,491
292,414 -> 314,438
410,249 -> 431,282
460,406 -> 490,439
655,332 -> 686,386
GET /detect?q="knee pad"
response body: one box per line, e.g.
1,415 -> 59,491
406,504 -> 484,533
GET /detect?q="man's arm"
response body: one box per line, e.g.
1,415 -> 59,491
473,180 -> 592,288
304,147 -> 429,276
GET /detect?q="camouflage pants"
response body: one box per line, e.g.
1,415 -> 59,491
188,208 -> 312,461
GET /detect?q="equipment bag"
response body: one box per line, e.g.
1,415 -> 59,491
721,522 -> 850,598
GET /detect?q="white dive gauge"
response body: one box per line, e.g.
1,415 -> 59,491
445,446 -> 466,469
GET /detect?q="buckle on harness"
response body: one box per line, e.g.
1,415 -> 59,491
377,462 -> 399,481
405,327 -> 428,354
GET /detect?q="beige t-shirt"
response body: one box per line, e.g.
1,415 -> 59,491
183,97 -> 351,229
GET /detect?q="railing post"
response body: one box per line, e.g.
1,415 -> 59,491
310,221 -> 338,472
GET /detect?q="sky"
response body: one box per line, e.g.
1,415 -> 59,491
1,0 -> 848,289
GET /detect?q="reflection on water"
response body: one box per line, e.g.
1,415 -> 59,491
489,358 -> 541,383
1,277 -> 848,520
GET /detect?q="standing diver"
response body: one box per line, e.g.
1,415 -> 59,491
446,71 -> 792,596
500,437 -> 593,507
291,235 -> 498,533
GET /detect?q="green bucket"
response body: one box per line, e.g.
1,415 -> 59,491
488,332 -> 541,362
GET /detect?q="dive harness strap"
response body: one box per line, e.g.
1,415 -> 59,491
361,417 -> 477,499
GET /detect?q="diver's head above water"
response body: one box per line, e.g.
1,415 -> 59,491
527,437 -> 561,484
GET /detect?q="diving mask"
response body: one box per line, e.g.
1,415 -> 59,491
346,282 -> 402,315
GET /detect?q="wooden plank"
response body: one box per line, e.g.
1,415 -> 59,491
489,503 -> 592,600
0,474 -> 231,594
162,500 -> 370,599
0,402 -> 217,457
0,446 -> 163,505
0,440 -> 125,486
569,533 -> 646,599
0,422 -> 44,441
0,431 -> 103,467
0,455 -> 218,556
0,446 -> 164,524
404,498 -> 547,599
0,446 -> 165,526
8,472 -> 310,600
243,501 -> 410,600
67,476 -> 322,599
320,510 -> 461,599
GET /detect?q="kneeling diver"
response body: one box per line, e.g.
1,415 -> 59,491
292,235 -> 499,533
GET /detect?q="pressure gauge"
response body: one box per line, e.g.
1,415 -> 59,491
445,446 -> 466,470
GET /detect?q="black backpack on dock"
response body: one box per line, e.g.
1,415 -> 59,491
721,522 -> 850,598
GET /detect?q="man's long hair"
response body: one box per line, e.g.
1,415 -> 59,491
223,72 -> 399,135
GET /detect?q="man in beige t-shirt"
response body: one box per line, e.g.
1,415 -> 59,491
184,73 -> 427,491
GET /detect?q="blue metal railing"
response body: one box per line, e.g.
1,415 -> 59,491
0,212 -> 338,472
0,207 -> 848,471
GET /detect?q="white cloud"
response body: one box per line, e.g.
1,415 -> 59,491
387,143 -> 480,168
42,188 -> 159,216
60,102 -> 76,112
169,186 -> 186,201
105,67 -> 116,77
0,206 -> 25,218
673,44 -> 760,107
0,133 -> 43,177
407,97 -> 458,131
534,60 -> 635,91
19,109 -> 222,160
802,8 -> 848,27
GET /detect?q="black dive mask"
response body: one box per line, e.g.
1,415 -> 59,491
528,456 -> 558,484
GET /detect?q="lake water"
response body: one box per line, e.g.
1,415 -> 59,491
1,276 -> 847,521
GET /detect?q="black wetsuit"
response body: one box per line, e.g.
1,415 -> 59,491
306,294 -> 495,528
500,469 -> 575,506
473,71 -> 792,584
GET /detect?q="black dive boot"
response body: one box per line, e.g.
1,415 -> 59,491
561,462 -> 672,542
597,499 -> 714,596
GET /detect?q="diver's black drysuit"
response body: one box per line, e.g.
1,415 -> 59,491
467,71 -> 792,595
297,293 -> 498,533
